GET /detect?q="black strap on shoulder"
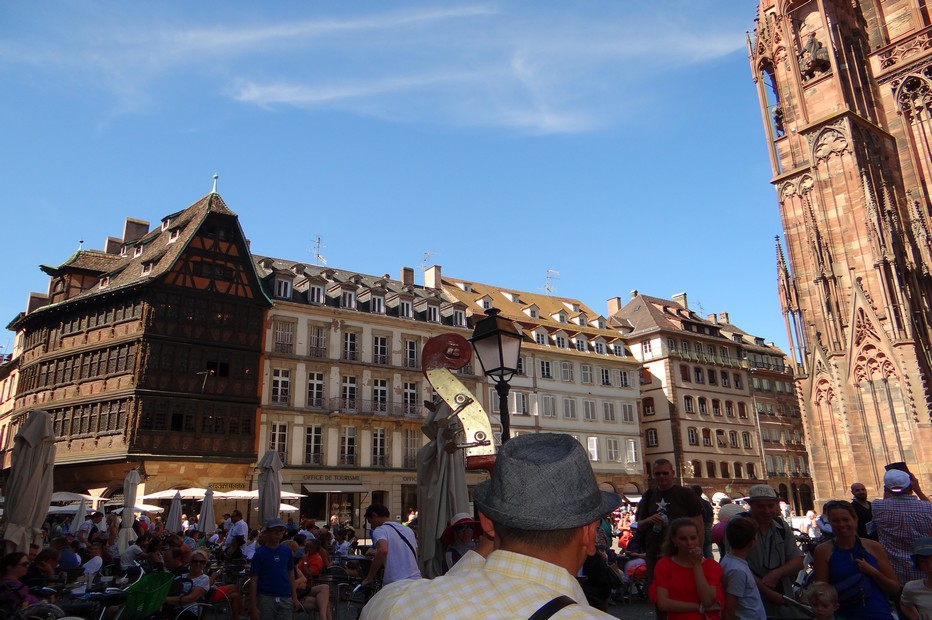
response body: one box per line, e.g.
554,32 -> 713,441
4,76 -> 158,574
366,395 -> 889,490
529,595 -> 576,620
384,522 -> 418,560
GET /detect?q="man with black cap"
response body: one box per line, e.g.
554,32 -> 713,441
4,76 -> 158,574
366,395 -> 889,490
872,468 -> 932,585
360,433 -> 621,619
737,484 -> 802,618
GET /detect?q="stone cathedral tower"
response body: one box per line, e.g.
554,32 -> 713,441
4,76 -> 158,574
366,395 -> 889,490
750,1 -> 932,500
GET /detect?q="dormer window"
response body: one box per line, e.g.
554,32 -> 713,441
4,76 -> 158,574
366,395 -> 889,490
308,285 -> 324,304
577,315 -> 588,327
99,276 -> 109,288
141,262 -> 153,276
371,296 -> 385,314
120,246 -> 127,257
612,344 -> 625,357
168,229 -> 180,243
596,318 -> 606,329
555,335 -> 567,349
133,245 -> 144,258
535,332 -> 547,346
427,305 -> 440,323
594,342 -> 606,354
555,312 -> 567,323
399,300 -> 413,318
275,279 -> 292,299
341,290 -> 356,309
478,296 -> 493,310
453,309 -> 466,326
161,218 -> 171,231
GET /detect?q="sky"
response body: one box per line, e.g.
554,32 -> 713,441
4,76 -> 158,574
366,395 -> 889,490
0,1 -> 787,355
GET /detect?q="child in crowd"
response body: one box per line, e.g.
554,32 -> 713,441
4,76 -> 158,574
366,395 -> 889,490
805,582 -> 840,620
902,536 -> 932,620
719,518 -> 766,620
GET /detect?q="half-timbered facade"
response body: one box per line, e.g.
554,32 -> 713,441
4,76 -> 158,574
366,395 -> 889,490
1,192 -> 270,496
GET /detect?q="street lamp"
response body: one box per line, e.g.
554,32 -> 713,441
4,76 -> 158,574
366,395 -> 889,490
469,307 -> 523,443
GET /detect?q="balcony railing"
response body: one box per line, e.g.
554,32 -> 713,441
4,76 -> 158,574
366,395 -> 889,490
403,455 -> 418,469
403,357 -> 419,369
339,454 -> 356,466
372,455 -> 388,467
373,354 -> 389,365
342,349 -> 360,362
304,452 -> 323,465
273,341 -> 294,354
308,345 -> 328,359
328,398 -> 422,419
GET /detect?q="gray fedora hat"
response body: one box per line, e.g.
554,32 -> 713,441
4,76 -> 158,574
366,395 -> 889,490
474,433 -> 621,531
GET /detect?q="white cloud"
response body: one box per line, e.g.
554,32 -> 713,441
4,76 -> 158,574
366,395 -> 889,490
0,4 -> 749,133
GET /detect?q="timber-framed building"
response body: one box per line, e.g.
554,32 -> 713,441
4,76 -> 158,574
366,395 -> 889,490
1,192 -> 270,496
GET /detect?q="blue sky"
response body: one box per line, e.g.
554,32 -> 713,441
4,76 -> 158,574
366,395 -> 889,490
0,1 -> 786,354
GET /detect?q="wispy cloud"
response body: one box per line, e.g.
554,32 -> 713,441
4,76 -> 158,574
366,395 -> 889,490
0,3 -> 748,134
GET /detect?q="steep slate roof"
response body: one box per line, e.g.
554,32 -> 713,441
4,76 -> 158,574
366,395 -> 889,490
613,293 -> 787,356
252,258 -> 463,306
440,277 -> 624,345
12,193 -> 242,327
611,294 -> 723,336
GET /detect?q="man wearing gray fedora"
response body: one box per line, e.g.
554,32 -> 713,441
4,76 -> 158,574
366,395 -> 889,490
360,432 -> 621,619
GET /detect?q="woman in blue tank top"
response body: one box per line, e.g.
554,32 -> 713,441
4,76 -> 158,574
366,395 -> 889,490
812,500 -> 900,619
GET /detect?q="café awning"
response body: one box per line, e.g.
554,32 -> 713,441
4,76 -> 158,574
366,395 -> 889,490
302,483 -> 367,494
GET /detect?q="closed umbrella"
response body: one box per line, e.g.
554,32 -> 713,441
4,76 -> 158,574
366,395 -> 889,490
117,469 -> 140,552
165,491 -> 183,534
257,450 -> 283,527
3,410 -> 56,553
199,487 -> 216,536
417,398 -> 470,578
73,499 -> 87,535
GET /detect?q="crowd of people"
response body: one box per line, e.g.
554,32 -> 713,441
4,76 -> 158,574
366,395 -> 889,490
6,443 -> 932,620
0,504 -> 371,619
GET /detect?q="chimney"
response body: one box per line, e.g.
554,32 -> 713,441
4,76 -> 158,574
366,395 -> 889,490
104,236 -> 123,255
672,292 -> 688,308
630,289 -> 639,299
607,297 -> 622,315
401,267 -> 414,287
122,218 -> 150,244
719,312 -> 730,324
424,265 -> 442,290
707,314 -> 718,324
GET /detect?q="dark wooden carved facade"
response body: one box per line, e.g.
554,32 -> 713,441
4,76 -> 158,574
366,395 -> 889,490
6,193 -> 270,490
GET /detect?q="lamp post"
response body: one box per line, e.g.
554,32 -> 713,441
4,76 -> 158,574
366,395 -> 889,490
469,307 -> 523,443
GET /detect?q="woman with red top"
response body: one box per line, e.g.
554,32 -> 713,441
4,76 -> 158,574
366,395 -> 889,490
649,517 -> 724,619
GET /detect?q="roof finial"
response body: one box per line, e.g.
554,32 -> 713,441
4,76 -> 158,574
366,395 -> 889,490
211,174 -> 219,194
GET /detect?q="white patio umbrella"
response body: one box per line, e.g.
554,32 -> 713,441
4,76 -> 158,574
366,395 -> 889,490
50,491 -> 95,503
199,487 -> 216,535
3,410 -> 57,553
257,450 -> 283,527
164,491 -> 183,534
112,504 -> 163,514
141,487 -> 208,501
279,504 -> 299,512
117,469 -> 140,552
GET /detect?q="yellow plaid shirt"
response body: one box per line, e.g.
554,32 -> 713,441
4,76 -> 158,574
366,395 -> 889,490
360,549 -> 614,619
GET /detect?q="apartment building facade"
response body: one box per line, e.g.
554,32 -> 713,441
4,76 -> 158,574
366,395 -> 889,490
715,318 -> 813,514
254,259 -> 486,525
438,268 -> 647,498
610,292 -> 765,500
